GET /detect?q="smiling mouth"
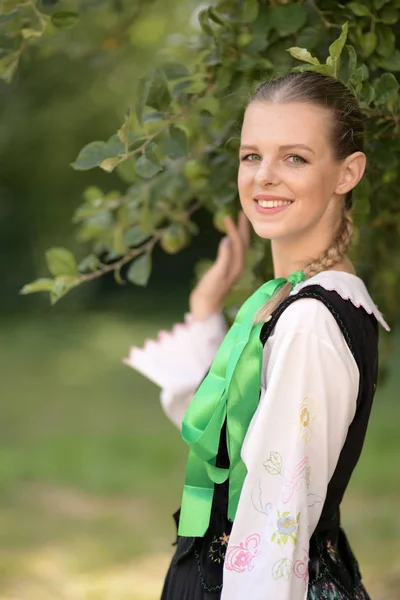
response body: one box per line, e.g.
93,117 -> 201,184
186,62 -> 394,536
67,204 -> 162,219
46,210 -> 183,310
255,199 -> 294,208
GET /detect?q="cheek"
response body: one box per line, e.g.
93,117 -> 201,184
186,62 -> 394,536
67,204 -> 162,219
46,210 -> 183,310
237,165 -> 252,194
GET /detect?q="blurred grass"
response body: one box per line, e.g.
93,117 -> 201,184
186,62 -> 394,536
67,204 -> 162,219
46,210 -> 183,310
0,310 -> 399,599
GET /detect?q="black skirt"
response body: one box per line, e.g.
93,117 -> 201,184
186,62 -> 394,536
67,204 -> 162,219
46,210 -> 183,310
161,509 -> 371,600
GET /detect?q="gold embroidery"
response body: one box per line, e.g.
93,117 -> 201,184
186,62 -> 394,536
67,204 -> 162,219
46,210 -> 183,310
298,396 -> 316,444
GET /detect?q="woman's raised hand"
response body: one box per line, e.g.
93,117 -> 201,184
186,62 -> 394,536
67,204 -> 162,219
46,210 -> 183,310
189,211 -> 251,320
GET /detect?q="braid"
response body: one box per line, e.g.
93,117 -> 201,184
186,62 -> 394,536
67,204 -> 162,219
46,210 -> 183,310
254,207 -> 354,324
304,207 -> 354,278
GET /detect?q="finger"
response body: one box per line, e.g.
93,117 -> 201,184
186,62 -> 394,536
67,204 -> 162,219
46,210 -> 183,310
223,216 -> 245,278
214,235 -> 233,276
238,211 -> 251,248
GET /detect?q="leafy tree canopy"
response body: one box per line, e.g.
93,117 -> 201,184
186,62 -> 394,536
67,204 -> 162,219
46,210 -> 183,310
1,0 -> 399,328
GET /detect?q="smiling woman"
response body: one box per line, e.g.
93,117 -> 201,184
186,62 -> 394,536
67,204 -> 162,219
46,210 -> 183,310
125,72 -> 390,600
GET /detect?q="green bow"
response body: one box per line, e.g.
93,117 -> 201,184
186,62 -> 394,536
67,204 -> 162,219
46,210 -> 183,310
178,270 -> 306,537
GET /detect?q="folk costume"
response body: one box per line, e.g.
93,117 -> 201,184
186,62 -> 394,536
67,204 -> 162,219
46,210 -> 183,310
125,270 -> 390,600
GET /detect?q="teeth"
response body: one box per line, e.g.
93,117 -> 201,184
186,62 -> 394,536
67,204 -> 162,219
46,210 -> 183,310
257,199 -> 292,208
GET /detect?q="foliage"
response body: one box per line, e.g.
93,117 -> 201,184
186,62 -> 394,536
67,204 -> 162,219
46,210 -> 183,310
4,0 -> 400,323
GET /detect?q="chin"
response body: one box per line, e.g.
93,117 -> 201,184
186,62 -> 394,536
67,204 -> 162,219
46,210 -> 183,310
250,220 -> 289,241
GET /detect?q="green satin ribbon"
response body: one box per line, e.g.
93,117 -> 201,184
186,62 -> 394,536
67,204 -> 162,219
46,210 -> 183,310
178,269 -> 306,537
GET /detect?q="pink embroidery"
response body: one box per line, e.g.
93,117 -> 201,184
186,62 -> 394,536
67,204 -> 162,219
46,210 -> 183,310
293,549 -> 309,583
224,534 -> 261,573
281,457 -> 309,503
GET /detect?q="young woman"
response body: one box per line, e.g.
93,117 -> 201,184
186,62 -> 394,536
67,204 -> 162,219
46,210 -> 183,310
125,72 -> 390,599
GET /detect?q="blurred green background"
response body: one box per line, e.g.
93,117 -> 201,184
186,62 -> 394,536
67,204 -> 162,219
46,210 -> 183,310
1,1 -> 399,599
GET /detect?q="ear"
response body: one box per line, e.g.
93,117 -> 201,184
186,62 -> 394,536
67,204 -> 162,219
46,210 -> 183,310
335,152 -> 366,195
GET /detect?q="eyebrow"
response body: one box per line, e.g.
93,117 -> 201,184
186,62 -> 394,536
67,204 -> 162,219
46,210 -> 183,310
239,144 -> 315,155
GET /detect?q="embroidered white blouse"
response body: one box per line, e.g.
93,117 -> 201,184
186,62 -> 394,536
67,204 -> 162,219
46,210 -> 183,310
124,271 -> 390,600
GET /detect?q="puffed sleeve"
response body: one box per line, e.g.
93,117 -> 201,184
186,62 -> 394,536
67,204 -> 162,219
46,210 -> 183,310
221,299 -> 359,600
123,311 -> 227,428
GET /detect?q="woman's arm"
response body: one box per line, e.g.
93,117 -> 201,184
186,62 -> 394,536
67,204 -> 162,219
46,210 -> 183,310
124,311 -> 227,428
221,299 -> 359,600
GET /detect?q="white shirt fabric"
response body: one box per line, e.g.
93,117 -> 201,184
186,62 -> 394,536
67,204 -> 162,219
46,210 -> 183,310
123,271 -> 390,599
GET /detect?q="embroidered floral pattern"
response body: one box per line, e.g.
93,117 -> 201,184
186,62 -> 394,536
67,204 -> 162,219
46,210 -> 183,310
293,548 -> 309,583
263,451 -> 282,475
251,478 -> 272,516
272,557 -> 292,580
208,532 -> 230,564
281,456 -> 310,503
261,452 -> 323,509
224,533 -> 260,573
299,396 -> 316,444
271,511 -> 300,546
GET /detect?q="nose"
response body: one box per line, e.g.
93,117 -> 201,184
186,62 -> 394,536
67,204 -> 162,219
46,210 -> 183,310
254,159 -> 279,187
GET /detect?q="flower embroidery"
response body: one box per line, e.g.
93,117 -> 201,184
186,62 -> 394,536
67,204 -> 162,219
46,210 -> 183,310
281,456 -> 310,504
271,511 -> 300,546
293,549 -> 309,582
272,557 -> 292,580
263,451 -> 282,475
298,396 -> 316,444
224,533 -> 260,572
208,532 -> 230,564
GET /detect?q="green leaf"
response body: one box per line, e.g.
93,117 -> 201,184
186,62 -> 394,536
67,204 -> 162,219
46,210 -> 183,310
20,278 -> 54,295
308,64 -> 335,76
376,25 -> 395,58
198,9 -> 213,36
208,7 -> 234,28
374,73 -> 399,106
346,45 -> 358,72
347,2 -> 372,16
127,252 -> 152,286
71,141 -> 115,171
362,31 -> 377,57
196,96 -> 220,115
379,6 -> 398,24
287,47 -> 320,65
83,186 -> 105,206
160,125 -> 188,159
123,226 -> 150,247
135,69 -> 171,126
374,0 -> 391,8
50,276 -> 77,305
51,11 -> 79,29
100,156 -> 122,173
135,154 -> 163,178
21,27 -> 43,39
46,248 -> 78,277
117,109 -> 131,146
78,254 -> 101,273
270,4 -> 308,37
329,22 -> 348,61
238,0 -> 259,23
0,51 -> 19,84
375,50 -> 400,71
359,82 -> 375,107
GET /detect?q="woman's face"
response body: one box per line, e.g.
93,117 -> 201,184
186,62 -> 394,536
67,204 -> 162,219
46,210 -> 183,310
238,101 -> 345,242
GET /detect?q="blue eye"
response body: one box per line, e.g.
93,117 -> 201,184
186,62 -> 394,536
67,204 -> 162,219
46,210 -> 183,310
241,153 -> 260,161
287,154 -> 307,164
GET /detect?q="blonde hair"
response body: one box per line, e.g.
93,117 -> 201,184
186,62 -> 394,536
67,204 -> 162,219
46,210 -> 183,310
248,71 -> 362,324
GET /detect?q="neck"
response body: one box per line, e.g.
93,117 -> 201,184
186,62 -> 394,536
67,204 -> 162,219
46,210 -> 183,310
270,210 -> 356,279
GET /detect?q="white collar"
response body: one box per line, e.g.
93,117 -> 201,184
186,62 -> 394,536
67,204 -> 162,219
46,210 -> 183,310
290,271 -> 390,331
